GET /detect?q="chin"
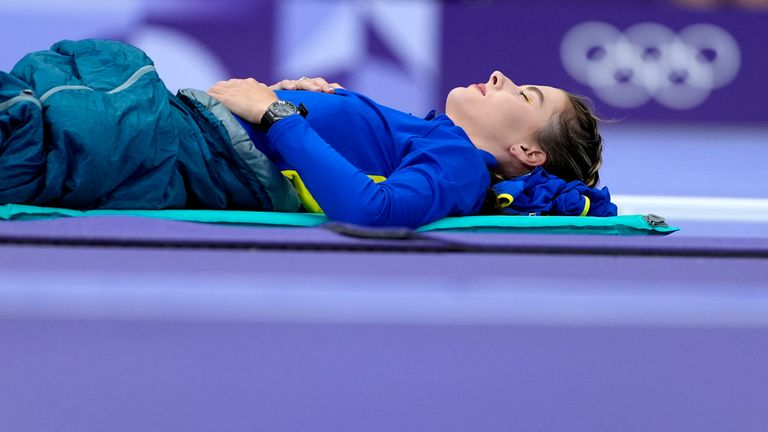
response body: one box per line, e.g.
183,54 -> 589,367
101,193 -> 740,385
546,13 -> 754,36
445,87 -> 468,116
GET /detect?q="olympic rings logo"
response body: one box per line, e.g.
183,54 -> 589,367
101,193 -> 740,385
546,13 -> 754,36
560,22 -> 741,110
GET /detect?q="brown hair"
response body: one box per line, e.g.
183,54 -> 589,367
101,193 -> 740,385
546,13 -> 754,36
481,92 -> 604,213
534,92 -> 604,188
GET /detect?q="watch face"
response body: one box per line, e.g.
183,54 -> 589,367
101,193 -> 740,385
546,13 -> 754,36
271,101 -> 298,117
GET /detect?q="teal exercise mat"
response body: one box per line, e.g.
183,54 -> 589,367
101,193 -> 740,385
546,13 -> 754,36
0,204 -> 677,235
0,204 -> 326,226
418,214 -> 677,235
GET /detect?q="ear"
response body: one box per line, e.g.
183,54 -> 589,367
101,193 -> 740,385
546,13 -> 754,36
508,142 -> 547,168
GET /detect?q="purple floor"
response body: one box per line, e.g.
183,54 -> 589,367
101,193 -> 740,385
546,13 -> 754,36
2,216 -> 767,432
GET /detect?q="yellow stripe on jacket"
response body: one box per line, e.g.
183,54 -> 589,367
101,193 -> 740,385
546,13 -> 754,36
282,170 -> 387,214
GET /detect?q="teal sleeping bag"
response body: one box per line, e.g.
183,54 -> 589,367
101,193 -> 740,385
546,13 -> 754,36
0,39 -> 300,212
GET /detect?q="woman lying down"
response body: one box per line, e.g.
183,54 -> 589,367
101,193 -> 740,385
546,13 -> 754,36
0,39 -> 615,228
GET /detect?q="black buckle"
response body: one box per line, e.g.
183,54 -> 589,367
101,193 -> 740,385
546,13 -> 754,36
642,213 -> 668,227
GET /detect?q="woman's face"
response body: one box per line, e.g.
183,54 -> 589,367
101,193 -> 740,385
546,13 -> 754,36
446,71 -> 568,152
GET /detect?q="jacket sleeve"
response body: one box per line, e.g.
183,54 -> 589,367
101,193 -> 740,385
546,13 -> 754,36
267,115 -> 486,227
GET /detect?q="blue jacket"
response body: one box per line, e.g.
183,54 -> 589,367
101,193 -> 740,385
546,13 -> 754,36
492,167 -> 617,217
238,90 -> 496,228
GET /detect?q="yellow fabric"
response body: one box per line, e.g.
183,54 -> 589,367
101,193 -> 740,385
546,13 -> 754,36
580,195 -> 591,217
281,170 -> 387,214
497,193 -> 514,209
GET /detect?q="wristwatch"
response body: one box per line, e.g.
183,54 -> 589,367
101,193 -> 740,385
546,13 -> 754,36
260,100 -> 308,131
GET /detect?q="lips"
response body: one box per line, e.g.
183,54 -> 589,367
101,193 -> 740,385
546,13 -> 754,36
473,83 -> 486,95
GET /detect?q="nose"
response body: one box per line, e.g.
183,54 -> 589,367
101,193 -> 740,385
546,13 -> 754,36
489,71 -> 510,88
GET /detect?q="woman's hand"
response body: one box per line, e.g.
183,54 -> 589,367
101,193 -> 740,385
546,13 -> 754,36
269,77 -> 343,93
208,78 -> 278,124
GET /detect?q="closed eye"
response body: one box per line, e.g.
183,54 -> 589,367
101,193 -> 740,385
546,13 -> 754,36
519,90 -> 531,104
